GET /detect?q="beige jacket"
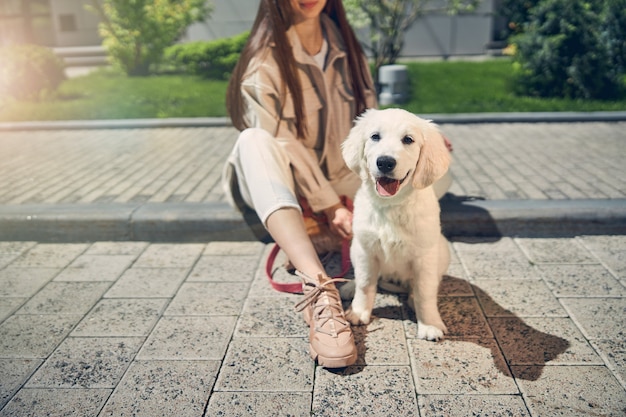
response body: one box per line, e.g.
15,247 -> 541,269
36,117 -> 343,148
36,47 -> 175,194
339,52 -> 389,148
229,14 -> 377,213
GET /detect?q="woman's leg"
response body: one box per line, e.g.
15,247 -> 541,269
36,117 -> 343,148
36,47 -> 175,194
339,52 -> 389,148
225,128 -> 356,367
265,207 -> 326,278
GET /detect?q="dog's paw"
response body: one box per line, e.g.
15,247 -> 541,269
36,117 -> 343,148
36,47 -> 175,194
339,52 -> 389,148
417,320 -> 447,341
345,307 -> 371,326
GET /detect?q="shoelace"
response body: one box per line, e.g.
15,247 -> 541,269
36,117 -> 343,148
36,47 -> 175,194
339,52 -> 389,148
294,271 -> 350,337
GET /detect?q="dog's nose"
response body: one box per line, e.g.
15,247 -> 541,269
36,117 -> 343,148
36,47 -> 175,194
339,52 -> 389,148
376,156 -> 396,173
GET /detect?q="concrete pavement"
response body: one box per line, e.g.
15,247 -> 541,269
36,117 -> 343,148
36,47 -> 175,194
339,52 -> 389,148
0,116 -> 625,416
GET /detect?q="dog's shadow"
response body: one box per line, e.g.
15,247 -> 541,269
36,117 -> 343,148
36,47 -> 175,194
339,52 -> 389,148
345,276 -> 570,381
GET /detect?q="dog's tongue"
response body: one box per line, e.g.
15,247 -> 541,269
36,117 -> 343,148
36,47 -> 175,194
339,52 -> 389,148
376,177 -> 401,196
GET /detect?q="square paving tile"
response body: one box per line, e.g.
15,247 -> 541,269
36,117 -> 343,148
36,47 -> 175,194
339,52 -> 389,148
591,339 -> 626,388
444,262 -> 469,280
132,243 -> 204,268
561,297 -> 626,340
16,282 -> 110,315
0,242 -> 37,255
0,298 -> 27,322
206,392 -> 312,416
53,254 -> 136,282
187,255 -> 260,282
26,337 -> 143,388
513,365 -> 626,416
538,263 -> 625,297
0,267 -> 59,298
165,282 -> 249,316
474,280 -> 566,317
0,388 -> 111,417
489,317 -> 600,366
104,267 -> 188,298
0,359 -> 42,409
235,295 -> 308,338
352,318 -> 409,366
441,296 -> 492,338
215,338 -> 313,391
137,316 -> 237,360
203,241 -> 265,256
0,314 -> 81,358
439,275 -> 474,296
418,394 -> 531,417
410,339 -> 518,394
516,237 -> 597,264
71,298 -> 167,337
83,241 -> 148,255
311,365 -> 418,416
463,258 -> 539,280
9,244 -> 88,268
249,264 -> 302,297
581,235 -> 626,281
99,360 -> 219,417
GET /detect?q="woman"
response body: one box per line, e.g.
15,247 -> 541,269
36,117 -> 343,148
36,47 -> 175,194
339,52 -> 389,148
223,0 -> 451,368
223,0 -> 375,368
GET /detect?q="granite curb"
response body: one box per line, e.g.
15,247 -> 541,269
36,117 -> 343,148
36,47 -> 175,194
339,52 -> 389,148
2,111 -> 626,131
1,199 -> 624,242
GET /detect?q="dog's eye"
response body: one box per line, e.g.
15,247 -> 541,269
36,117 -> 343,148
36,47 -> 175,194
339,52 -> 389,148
370,133 -> 381,141
402,135 -> 414,145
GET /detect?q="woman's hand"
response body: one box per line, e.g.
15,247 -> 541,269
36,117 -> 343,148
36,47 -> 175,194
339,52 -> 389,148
443,134 -> 453,152
323,203 -> 353,240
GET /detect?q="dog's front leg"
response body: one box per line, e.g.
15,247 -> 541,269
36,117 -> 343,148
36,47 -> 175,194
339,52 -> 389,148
346,244 -> 379,325
413,255 -> 448,341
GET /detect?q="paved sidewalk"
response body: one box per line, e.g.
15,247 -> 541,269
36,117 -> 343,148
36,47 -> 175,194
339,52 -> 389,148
0,237 -> 625,416
0,117 -> 625,415
0,119 -> 625,241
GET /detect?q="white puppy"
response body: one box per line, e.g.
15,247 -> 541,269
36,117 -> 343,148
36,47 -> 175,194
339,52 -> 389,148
342,108 -> 451,341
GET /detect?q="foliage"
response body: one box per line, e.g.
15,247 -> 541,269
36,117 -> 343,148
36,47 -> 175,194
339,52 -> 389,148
88,0 -> 213,76
164,31 -> 248,79
496,0 -> 541,37
602,0 -> 626,77
0,44 -> 65,102
343,0 -> 481,79
511,0 -> 622,100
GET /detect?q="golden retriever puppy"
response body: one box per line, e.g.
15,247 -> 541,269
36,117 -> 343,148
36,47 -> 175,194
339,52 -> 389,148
341,108 -> 451,340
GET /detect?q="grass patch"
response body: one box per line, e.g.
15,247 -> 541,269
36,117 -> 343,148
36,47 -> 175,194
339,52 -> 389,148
401,58 -> 626,113
0,68 -> 228,121
1,59 -> 625,122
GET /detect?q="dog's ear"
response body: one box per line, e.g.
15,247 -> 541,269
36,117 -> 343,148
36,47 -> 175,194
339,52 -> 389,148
412,121 -> 451,189
342,109 -> 375,180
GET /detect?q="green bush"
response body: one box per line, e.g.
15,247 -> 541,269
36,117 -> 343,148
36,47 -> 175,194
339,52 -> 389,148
511,0 -> 622,100
164,31 -> 248,80
89,0 -> 213,76
603,0 -> 626,77
0,44 -> 65,101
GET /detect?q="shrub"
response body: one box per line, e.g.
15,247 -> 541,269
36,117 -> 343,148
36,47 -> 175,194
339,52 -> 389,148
602,0 -> 626,77
511,0 -> 622,100
0,44 -> 66,101
164,31 -> 248,80
88,0 -> 213,76
497,0 -> 541,37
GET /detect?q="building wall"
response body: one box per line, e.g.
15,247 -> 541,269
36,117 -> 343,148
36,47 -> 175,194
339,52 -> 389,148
1,0 -> 497,57
186,0 -> 496,57
49,0 -> 101,47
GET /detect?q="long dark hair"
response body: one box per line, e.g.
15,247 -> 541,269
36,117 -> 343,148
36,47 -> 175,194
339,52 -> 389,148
226,0 -> 372,139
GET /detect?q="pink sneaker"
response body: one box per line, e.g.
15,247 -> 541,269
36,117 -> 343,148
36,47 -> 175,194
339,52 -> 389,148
295,272 -> 357,368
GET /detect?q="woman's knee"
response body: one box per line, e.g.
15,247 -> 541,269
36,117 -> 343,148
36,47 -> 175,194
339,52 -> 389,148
237,128 -> 274,150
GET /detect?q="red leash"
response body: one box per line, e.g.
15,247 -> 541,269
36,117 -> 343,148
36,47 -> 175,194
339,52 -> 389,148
265,240 -> 352,293
265,196 -> 353,294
